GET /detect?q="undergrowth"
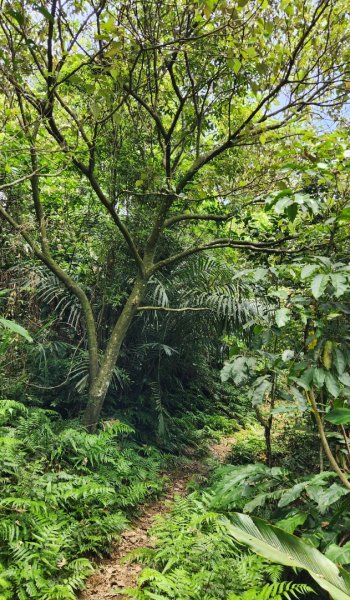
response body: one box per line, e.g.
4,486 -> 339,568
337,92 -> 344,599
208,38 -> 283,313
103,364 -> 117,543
127,459 -> 350,599
0,399 -> 164,599
124,492 -> 314,599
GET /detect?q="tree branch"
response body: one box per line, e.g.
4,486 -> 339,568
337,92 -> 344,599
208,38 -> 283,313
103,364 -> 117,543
0,171 -> 40,192
175,0 -> 332,194
164,211 -> 236,228
152,237 -> 296,272
137,306 -> 212,312
0,202 -> 99,381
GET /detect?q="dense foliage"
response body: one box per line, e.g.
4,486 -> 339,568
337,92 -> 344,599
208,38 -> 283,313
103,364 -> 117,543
0,0 -> 350,598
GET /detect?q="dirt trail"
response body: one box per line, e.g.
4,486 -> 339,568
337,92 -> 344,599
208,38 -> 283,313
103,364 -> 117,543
79,435 -> 236,600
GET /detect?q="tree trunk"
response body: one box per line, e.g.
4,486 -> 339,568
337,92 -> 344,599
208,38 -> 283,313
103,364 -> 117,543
83,275 -> 148,431
264,420 -> 273,468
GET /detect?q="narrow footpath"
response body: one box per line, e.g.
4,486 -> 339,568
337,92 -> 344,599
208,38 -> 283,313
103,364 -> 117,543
79,435 -> 236,600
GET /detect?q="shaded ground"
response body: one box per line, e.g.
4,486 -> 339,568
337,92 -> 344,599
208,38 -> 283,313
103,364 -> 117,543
80,435 -> 236,600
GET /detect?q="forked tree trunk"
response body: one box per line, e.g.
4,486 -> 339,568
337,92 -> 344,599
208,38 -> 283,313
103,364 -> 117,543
82,275 -> 148,431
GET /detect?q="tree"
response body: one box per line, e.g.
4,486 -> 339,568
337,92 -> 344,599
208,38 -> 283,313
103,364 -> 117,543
222,136 -> 350,487
0,0 -> 349,429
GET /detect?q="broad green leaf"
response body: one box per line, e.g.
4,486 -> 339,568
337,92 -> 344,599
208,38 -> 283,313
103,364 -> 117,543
300,264 -> 318,280
325,408 -> 350,425
278,482 -> 306,508
290,385 -> 308,409
334,348 -> 346,375
221,356 -> 253,384
313,484 -> 350,514
277,511 -> 308,533
224,513 -> 350,600
313,368 -> 326,388
7,9 -> 25,26
325,372 -> 340,398
274,196 -> 294,214
299,368 -> 314,391
339,372 -> 350,386
326,543 -> 350,566
287,203 -> 298,221
275,307 -> 291,327
244,492 -> 272,513
331,274 -> 348,298
311,274 -> 329,299
249,377 -> 272,406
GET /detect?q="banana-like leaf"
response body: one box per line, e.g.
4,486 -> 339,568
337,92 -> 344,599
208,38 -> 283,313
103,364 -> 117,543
223,513 -> 350,600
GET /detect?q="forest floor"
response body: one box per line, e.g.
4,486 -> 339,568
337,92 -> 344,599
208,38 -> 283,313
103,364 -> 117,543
79,435 -> 236,600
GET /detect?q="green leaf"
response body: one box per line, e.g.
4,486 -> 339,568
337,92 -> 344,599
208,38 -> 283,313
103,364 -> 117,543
244,492 -> 273,513
325,372 -> 340,398
326,543 -> 350,566
232,59 -> 241,75
334,348 -> 346,375
318,485 -> 349,513
274,196 -> 294,214
290,385 -> 308,409
0,318 -> 33,342
300,264 -> 318,280
331,274 -> 348,298
311,274 -> 329,299
224,513 -> 350,600
339,372 -> 350,387
286,203 -> 298,221
7,9 -> 25,26
325,408 -> 350,425
313,368 -> 326,388
299,368 -> 314,391
249,377 -> 272,406
278,482 -> 306,508
275,307 -> 291,327
221,356 -> 254,385
277,512 -> 308,533
32,4 -> 54,22
338,207 -> 350,223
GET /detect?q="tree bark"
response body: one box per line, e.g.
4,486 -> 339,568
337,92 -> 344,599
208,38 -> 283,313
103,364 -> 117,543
264,421 -> 273,468
82,275 -> 148,431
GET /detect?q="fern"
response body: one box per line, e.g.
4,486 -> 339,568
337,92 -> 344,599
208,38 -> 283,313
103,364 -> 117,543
229,581 -> 314,599
0,402 -> 163,598
126,493 -> 303,600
